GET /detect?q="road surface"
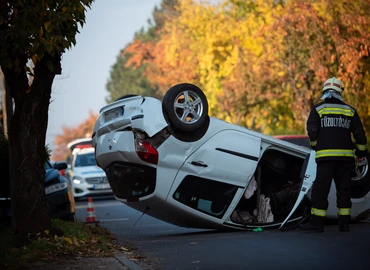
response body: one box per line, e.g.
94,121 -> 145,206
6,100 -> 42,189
75,196 -> 370,270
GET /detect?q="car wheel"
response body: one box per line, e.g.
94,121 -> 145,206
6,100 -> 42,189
351,151 -> 370,198
162,83 -> 209,134
115,94 -> 138,101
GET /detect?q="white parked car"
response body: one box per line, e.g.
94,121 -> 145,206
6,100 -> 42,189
65,139 -> 113,199
92,83 -> 370,230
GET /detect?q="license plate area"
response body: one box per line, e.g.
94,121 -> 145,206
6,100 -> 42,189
104,106 -> 124,123
92,183 -> 111,190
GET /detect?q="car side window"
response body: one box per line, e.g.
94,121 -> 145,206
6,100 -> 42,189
173,176 -> 238,218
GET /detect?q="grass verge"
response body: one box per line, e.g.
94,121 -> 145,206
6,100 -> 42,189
0,219 -> 120,269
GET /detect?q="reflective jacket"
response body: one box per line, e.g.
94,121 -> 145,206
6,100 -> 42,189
307,98 -> 367,161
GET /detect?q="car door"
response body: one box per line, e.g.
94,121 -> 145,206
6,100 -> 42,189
167,130 -> 261,219
279,150 -> 317,229
177,130 -> 261,187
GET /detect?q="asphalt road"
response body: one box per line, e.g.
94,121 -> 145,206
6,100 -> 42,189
76,196 -> 370,270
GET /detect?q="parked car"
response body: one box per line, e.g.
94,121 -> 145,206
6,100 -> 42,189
92,83 -> 370,231
45,161 -> 76,221
51,160 -> 67,177
1,161 -> 76,224
65,139 -> 112,199
0,198 -> 11,226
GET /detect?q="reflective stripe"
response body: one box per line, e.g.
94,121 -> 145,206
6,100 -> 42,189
317,108 -> 354,117
311,208 -> 327,217
338,208 -> 351,216
356,144 -> 367,151
310,140 -> 317,146
316,103 -> 355,117
316,149 -> 354,158
316,103 -> 351,111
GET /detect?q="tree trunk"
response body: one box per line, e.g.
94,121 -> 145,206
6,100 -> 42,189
0,68 -> 13,138
3,54 -> 60,244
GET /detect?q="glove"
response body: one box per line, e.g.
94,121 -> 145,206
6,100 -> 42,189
356,156 -> 368,166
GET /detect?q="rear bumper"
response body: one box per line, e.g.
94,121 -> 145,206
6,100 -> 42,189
94,130 -> 147,170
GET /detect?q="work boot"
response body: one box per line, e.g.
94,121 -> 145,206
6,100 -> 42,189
338,215 -> 351,232
339,224 -> 350,232
298,223 -> 324,233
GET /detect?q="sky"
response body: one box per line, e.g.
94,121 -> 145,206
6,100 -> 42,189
46,0 -> 162,149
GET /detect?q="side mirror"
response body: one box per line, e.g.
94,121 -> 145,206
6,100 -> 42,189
53,162 -> 68,171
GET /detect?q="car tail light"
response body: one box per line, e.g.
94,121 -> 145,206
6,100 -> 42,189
75,143 -> 92,149
135,138 -> 158,165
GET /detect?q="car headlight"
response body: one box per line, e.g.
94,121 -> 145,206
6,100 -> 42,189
73,176 -> 85,185
45,182 -> 68,195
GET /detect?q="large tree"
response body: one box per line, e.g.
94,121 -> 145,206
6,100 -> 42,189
135,0 -> 370,135
0,0 -> 93,243
258,0 -> 370,129
109,0 -> 370,137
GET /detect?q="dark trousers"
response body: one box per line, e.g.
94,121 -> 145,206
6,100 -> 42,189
310,159 -> 354,226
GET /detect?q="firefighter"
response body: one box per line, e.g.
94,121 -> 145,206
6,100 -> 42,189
302,77 -> 367,232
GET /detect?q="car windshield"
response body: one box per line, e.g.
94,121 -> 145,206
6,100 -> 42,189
75,153 -> 97,167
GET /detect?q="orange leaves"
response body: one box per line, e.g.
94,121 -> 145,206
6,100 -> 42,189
260,0 -> 370,130
27,222 -> 118,260
63,237 -> 73,245
124,40 -> 155,69
52,110 -> 98,161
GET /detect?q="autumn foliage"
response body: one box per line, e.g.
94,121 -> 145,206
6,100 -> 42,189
121,0 -> 370,134
52,111 -> 97,161
56,0 -> 370,153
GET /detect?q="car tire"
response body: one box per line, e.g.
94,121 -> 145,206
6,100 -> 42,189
162,83 -> 209,134
351,151 -> 370,198
115,94 -> 138,101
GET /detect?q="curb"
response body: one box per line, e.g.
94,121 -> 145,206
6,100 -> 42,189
114,252 -> 144,270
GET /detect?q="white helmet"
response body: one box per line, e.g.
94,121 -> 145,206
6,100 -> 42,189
322,77 -> 344,94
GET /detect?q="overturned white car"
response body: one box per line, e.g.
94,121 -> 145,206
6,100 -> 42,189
92,83 -> 370,230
